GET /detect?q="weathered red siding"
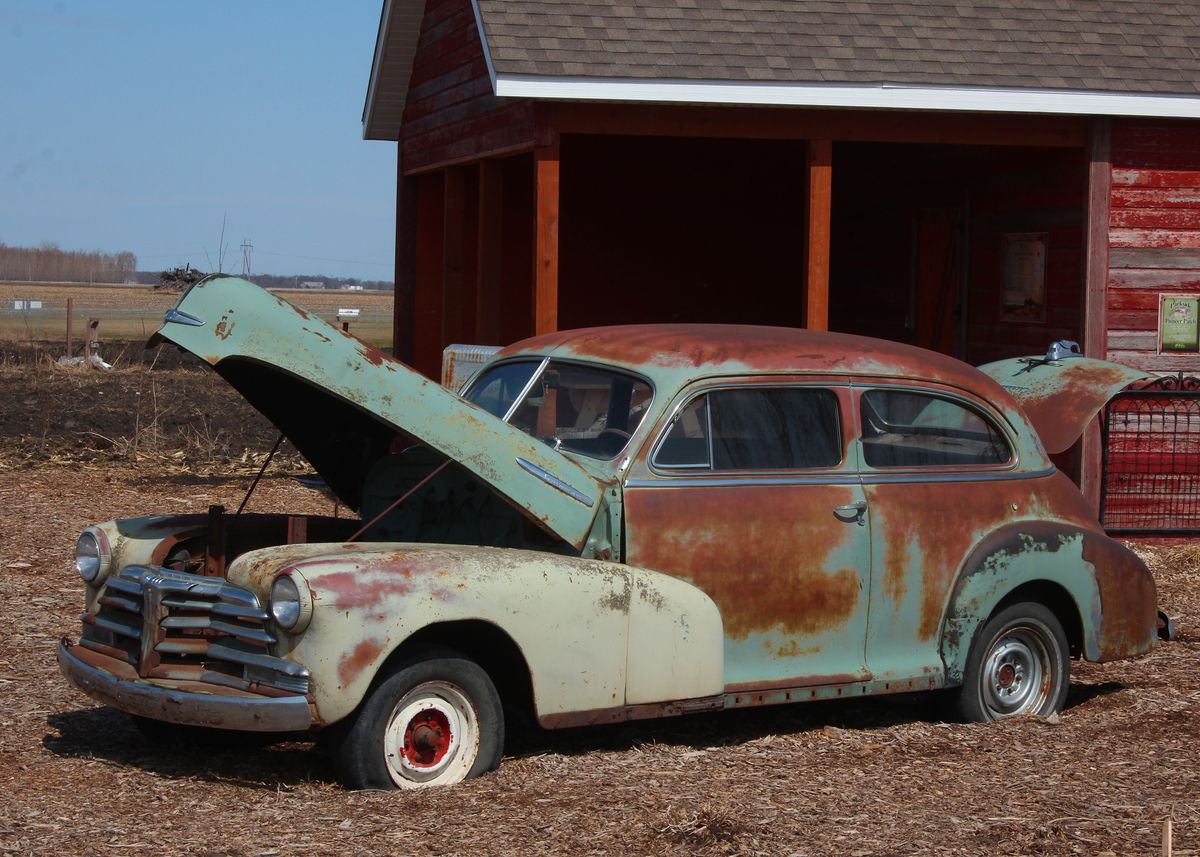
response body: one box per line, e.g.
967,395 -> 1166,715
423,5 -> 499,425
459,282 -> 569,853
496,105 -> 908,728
400,0 -> 535,173
1107,120 -> 1200,372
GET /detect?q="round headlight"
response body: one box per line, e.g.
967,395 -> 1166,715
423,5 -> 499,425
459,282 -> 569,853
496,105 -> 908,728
75,532 -> 103,583
270,570 -> 313,633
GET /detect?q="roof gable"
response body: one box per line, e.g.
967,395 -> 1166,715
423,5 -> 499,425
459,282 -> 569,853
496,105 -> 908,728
365,0 -> 1200,138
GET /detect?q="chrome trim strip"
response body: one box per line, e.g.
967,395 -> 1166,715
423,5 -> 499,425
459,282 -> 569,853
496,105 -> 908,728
626,475 -> 861,489
58,642 -> 313,733
516,457 -> 596,507
626,466 -> 1055,489
501,357 -> 549,423
858,466 -> 1055,485
163,308 -> 205,327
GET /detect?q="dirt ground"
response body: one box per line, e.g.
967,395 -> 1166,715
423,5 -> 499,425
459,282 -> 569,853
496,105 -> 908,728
0,354 -> 1197,856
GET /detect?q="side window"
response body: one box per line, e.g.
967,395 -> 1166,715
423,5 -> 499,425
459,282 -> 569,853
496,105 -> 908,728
655,396 -> 710,467
655,388 -> 842,471
860,389 -> 1011,468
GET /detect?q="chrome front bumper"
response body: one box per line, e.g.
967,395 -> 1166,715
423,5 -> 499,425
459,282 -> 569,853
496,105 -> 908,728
58,641 -> 314,732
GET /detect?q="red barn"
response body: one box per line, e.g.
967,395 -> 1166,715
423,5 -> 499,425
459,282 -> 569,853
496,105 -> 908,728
363,0 -> 1200,527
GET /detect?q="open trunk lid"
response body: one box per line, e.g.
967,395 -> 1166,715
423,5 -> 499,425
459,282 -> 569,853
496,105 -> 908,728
150,277 -> 606,549
977,341 -> 1151,454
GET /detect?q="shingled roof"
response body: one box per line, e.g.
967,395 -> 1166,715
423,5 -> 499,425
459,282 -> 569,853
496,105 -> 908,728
365,0 -> 1200,138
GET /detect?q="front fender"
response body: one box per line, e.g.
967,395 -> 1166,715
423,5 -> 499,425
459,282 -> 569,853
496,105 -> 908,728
227,544 -> 723,726
939,522 -> 1156,683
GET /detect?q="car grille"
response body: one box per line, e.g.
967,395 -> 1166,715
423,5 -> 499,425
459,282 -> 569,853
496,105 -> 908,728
80,565 -> 309,695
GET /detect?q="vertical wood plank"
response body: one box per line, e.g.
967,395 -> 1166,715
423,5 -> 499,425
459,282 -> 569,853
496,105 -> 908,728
392,149 -> 418,365
413,171 -> 445,379
477,158 -> 504,343
806,139 -> 833,330
534,137 -> 561,335
442,166 -> 469,345
1081,117 -> 1113,513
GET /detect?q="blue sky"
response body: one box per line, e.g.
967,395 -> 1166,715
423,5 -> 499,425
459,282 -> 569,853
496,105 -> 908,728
0,1 -> 396,280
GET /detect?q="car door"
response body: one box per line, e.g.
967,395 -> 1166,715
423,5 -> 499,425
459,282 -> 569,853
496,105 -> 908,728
855,382 -> 1021,683
622,378 -> 873,697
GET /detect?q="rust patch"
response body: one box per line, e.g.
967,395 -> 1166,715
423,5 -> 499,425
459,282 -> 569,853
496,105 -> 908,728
599,584 -> 631,613
1019,364 -> 1140,455
338,639 -> 385,687
866,480 -> 1029,641
624,485 -> 860,639
498,324 -> 1007,393
213,315 -> 234,340
1082,533 -> 1157,660
317,569 -> 414,610
875,473 -> 1112,641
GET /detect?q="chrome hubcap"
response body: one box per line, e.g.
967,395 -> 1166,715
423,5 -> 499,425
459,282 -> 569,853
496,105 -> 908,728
981,627 -> 1052,718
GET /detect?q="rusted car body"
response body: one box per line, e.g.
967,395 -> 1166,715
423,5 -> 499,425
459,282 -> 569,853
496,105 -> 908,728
59,277 -> 1160,789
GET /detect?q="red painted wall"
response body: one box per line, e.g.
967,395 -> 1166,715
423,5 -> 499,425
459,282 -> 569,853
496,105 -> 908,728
1107,120 -> 1200,373
400,0 -> 535,174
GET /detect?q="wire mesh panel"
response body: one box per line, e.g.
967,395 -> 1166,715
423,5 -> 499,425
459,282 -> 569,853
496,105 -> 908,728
1101,377 -> 1200,534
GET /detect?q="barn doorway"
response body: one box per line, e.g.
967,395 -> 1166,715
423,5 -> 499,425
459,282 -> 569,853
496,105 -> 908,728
829,142 -> 1090,366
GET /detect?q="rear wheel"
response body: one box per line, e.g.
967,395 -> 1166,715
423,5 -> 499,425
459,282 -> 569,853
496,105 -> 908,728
335,651 -> 503,789
956,602 -> 1069,722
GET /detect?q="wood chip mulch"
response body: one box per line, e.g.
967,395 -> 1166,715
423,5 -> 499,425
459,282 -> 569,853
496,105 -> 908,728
0,465 -> 1196,857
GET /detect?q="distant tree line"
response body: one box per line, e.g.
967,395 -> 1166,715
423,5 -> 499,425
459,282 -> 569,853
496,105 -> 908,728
0,242 -> 138,283
133,270 -> 394,291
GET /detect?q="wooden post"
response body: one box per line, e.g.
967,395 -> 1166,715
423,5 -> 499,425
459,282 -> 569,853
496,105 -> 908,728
443,166 -> 469,345
477,159 -> 504,343
65,297 -> 74,358
805,139 -> 833,330
413,172 -> 446,378
534,137 -> 560,335
1081,118 -> 1113,514
393,149 -> 418,365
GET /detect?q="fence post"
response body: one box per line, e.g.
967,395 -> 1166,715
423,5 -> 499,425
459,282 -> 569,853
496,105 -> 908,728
65,297 -> 74,358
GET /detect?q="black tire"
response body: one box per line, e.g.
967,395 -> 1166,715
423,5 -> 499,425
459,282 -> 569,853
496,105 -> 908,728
956,601 -> 1070,722
335,651 -> 504,790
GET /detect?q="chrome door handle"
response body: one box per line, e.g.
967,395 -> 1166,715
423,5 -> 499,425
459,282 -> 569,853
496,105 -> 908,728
833,501 -> 867,526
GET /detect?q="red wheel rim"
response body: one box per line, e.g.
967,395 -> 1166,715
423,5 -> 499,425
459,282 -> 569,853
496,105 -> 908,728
402,707 -> 453,768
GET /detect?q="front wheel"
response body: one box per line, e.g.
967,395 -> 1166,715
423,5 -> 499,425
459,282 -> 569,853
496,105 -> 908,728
335,651 -> 504,789
956,602 -> 1070,722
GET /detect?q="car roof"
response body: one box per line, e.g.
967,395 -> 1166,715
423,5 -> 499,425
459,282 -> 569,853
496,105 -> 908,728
498,324 -> 1009,397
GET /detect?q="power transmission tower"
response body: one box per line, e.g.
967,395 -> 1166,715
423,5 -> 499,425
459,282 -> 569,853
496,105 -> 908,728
240,239 -> 253,277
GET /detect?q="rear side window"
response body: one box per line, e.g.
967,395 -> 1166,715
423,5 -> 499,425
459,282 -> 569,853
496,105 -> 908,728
655,388 -> 842,471
860,389 -> 1011,468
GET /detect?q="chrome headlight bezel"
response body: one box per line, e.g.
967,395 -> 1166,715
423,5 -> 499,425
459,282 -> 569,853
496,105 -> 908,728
75,528 -> 111,585
270,568 -> 313,634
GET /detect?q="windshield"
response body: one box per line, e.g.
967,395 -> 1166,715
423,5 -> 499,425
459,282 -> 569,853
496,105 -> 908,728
466,360 -> 652,459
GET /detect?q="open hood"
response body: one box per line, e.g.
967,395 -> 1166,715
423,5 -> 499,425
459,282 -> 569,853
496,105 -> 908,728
151,277 -> 606,550
977,342 -> 1151,455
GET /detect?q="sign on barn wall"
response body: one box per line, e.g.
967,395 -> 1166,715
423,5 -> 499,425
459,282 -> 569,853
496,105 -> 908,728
1000,233 -> 1048,323
1159,294 -> 1200,354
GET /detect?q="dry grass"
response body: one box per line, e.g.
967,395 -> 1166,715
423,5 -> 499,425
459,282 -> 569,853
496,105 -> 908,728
0,339 -> 1197,856
0,462 -> 1196,856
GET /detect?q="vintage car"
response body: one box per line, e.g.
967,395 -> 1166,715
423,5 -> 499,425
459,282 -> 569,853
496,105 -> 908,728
59,276 -> 1163,789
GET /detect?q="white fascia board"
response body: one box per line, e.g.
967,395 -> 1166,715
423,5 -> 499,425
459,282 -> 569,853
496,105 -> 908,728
492,76 -> 1200,119
470,0 -> 498,92
362,0 -> 395,136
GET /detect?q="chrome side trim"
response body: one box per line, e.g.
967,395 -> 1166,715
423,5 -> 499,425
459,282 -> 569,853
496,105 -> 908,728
163,308 -> 205,327
859,466 -> 1056,485
516,457 -> 596,507
626,466 -> 1056,489
57,642 -> 313,732
626,475 -> 861,489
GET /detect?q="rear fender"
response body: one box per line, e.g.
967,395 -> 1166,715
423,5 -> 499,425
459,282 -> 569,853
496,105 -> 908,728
939,523 -> 1103,683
